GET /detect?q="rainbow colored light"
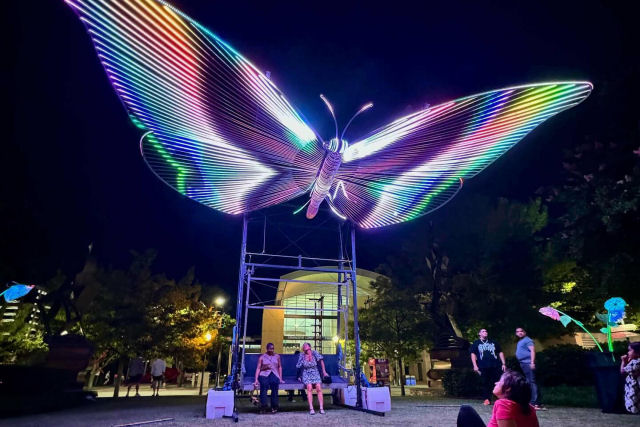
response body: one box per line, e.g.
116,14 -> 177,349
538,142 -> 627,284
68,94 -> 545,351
65,0 -> 592,228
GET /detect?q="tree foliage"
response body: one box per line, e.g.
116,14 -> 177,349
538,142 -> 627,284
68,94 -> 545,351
434,196 -> 557,343
80,250 -> 233,372
359,265 -> 432,395
544,138 -> 640,326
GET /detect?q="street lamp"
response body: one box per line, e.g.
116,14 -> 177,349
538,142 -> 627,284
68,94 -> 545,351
213,295 -> 226,388
199,331 -> 213,396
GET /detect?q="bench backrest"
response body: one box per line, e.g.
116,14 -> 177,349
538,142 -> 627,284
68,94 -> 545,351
243,353 -> 339,377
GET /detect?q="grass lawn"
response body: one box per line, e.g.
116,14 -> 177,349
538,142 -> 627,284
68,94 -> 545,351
2,392 -> 637,426
542,385 -> 599,408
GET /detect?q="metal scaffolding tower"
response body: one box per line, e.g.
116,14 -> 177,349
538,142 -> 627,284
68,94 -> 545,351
226,214 -> 364,420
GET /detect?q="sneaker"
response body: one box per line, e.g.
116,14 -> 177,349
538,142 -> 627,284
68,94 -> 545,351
483,399 -> 491,406
309,409 -> 315,415
319,409 -> 325,414
135,393 -> 141,397
533,404 -> 546,411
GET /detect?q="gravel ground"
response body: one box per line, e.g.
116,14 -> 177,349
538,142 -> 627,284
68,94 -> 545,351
2,394 -> 638,426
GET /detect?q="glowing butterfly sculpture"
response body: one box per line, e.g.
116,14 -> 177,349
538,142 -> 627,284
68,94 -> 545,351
1,282 -> 35,303
64,0 -> 593,228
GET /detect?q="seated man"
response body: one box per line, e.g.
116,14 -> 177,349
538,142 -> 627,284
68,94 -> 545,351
253,343 -> 284,414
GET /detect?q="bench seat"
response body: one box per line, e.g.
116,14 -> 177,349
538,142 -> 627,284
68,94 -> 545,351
241,354 -> 348,391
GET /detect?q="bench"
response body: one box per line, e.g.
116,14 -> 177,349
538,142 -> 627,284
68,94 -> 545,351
241,354 -> 348,391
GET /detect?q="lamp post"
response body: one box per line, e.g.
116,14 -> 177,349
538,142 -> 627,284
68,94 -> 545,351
199,332 -> 213,396
213,296 -> 226,388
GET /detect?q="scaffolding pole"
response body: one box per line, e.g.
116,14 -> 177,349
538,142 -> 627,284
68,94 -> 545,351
350,224 -> 363,409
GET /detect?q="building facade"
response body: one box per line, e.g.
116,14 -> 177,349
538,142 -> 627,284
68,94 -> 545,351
260,268 -> 380,354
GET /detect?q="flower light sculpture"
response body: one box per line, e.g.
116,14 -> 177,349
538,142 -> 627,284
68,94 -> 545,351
538,306 -> 604,353
540,297 -> 630,360
64,0 -> 592,228
597,297 -> 627,354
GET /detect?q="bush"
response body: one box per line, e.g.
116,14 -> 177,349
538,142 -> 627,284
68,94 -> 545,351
443,369 -> 483,398
535,344 -> 594,387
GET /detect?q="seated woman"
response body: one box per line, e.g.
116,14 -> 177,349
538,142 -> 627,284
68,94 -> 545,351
620,341 -> 640,414
457,370 -> 539,427
296,342 -> 329,415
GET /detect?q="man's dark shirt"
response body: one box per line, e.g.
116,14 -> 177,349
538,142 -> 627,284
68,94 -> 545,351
470,339 -> 502,369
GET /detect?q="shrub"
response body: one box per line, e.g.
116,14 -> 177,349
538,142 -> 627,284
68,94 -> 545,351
443,369 -> 483,398
535,344 -> 593,387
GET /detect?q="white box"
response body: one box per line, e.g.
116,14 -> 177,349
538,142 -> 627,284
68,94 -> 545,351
206,390 -> 234,419
341,385 -> 368,408
363,387 -> 391,412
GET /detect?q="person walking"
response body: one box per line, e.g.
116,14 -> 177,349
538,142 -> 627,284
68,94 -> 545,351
125,356 -> 145,397
296,342 -> 328,415
470,328 -> 506,405
253,343 -> 284,414
620,342 -> 640,414
515,327 -> 544,410
150,357 -> 166,397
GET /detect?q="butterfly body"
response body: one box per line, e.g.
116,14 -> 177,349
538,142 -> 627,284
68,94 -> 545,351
306,138 -> 349,219
64,0 -> 593,229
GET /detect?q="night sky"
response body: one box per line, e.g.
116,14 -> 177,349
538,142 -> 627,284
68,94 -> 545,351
5,1 -> 639,298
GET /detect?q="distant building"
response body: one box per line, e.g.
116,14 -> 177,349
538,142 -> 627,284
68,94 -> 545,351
260,268 -> 380,355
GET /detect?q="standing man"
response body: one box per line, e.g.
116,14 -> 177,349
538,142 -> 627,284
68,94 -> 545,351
150,356 -> 166,397
470,328 -> 506,405
516,327 -> 544,410
125,356 -> 145,397
253,343 -> 285,414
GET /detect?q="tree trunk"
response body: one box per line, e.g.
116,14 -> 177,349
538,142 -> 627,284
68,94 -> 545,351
87,359 -> 99,389
399,357 -> 406,397
113,357 -> 124,398
177,359 -> 184,387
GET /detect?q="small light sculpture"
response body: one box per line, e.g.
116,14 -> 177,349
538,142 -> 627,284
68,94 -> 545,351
64,0 -> 592,228
540,297 -> 630,360
597,297 -> 627,354
1,282 -> 35,303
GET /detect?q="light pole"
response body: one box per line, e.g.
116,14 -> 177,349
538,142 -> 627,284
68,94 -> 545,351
213,296 -> 226,388
199,332 -> 213,396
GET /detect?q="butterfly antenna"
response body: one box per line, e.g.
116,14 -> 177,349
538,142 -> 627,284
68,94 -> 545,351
341,102 -> 373,140
320,94 -> 339,140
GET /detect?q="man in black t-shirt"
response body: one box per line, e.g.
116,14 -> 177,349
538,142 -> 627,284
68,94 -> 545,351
469,328 -> 506,405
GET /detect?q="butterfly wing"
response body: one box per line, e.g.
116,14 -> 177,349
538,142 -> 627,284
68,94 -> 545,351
332,82 -> 592,228
65,0 -> 323,214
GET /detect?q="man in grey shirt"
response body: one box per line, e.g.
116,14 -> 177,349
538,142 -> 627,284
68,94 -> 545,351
516,327 -> 543,409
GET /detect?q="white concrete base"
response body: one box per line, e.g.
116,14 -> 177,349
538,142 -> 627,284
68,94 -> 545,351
206,389 -> 234,419
363,386 -> 391,412
339,385 -> 367,408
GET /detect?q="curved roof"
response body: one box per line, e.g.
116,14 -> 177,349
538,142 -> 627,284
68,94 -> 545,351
275,267 -> 382,307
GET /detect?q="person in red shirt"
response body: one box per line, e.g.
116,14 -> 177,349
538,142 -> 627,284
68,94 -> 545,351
457,370 -> 539,427
487,370 -> 539,427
